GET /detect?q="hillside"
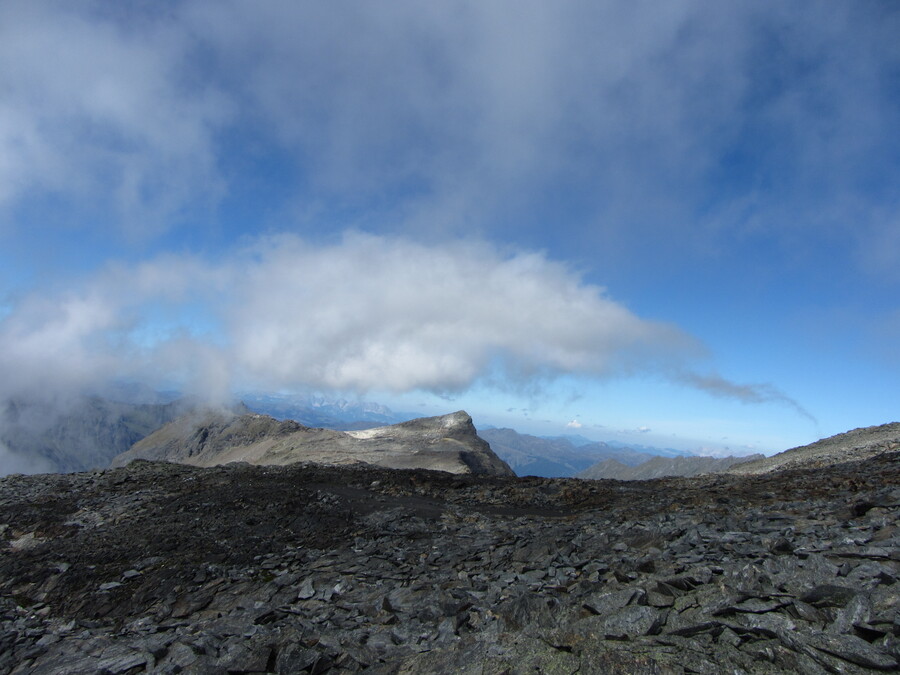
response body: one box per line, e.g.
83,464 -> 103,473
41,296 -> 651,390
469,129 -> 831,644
578,453 -> 763,481
727,422 -> 900,475
112,409 -> 514,477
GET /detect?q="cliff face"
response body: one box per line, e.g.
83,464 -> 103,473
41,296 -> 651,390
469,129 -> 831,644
111,410 -> 514,477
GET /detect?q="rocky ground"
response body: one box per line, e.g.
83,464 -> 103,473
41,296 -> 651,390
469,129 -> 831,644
1,450 -> 899,674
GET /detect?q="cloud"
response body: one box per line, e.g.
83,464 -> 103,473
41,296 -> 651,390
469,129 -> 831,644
0,233 -> 813,423
2,1 -> 898,267
225,233 -> 696,392
675,371 -> 817,423
0,0 -> 228,234
566,420 -> 582,429
0,439 -> 52,475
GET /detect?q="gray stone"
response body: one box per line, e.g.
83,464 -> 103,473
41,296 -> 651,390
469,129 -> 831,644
801,585 -> 859,608
579,605 -> 664,640
804,631 -> 898,670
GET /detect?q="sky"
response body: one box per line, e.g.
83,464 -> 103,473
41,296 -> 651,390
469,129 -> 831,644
1,1 -> 899,459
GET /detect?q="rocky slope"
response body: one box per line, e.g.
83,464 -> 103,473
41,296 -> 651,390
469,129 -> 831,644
1,441 -> 898,673
728,422 -> 900,475
578,453 -> 763,481
112,410 -> 514,477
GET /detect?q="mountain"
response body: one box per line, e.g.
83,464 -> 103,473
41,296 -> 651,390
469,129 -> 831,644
2,431 -> 897,672
239,393 -> 416,430
603,439 -> 695,458
577,453 -> 764,480
112,409 -> 514,476
478,427 -> 687,477
0,396 -> 197,474
727,421 -> 900,474
540,433 -> 597,447
578,423 -> 900,481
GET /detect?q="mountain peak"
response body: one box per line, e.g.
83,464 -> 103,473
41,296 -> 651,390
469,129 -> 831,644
112,409 -> 513,476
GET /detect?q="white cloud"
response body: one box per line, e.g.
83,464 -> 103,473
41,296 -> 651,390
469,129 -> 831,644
0,0 -> 228,233
224,233 -> 695,392
566,420 -> 582,429
0,233 -> 687,399
0,232 -> 815,422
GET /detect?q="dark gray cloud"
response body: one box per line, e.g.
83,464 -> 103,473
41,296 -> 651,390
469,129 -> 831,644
1,1 -> 897,263
675,371 -> 816,423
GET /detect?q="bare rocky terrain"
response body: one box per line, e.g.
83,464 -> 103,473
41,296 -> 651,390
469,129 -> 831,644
1,424 -> 899,673
111,411 -> 513,477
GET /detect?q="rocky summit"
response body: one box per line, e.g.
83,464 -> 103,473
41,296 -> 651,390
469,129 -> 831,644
1,437 -> 899,673
111,410 -> 514,477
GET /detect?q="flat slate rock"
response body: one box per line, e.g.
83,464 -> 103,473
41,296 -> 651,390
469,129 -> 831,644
0,449 -> 898,673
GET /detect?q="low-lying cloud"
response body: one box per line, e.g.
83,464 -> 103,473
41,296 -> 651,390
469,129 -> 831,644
0,233 -> 808,418
0,439 -> 52,475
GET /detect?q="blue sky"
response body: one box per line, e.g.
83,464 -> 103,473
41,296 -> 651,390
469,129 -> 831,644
1,1 -> 899,456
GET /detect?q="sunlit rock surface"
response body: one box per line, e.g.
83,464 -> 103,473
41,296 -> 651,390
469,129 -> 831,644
111,410 -> 514,477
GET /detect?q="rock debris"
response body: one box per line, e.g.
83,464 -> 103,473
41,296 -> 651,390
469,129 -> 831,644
1,451 -> 898,673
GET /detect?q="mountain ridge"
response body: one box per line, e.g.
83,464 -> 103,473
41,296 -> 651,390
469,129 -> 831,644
479,427 -> 695,478
112,409 -> 514,476
727,421 -> 900,475
577,453 -> 764,481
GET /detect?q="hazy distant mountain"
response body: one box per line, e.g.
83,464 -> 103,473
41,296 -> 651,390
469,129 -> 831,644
540,433 -> 597,447
113,409 -> 514,476
478,427 -> 691,477
240,393 -> 417,430
0,396 -> 198,474
577,454 -> 764,481
602,440 -> 695,458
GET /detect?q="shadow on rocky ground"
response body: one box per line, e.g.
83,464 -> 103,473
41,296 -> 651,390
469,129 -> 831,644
1,453 -> 899,673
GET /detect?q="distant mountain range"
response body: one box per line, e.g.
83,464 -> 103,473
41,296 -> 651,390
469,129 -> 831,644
478,427 -> 694,478
0,390 -> 763,479
239,393 -> 417,430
